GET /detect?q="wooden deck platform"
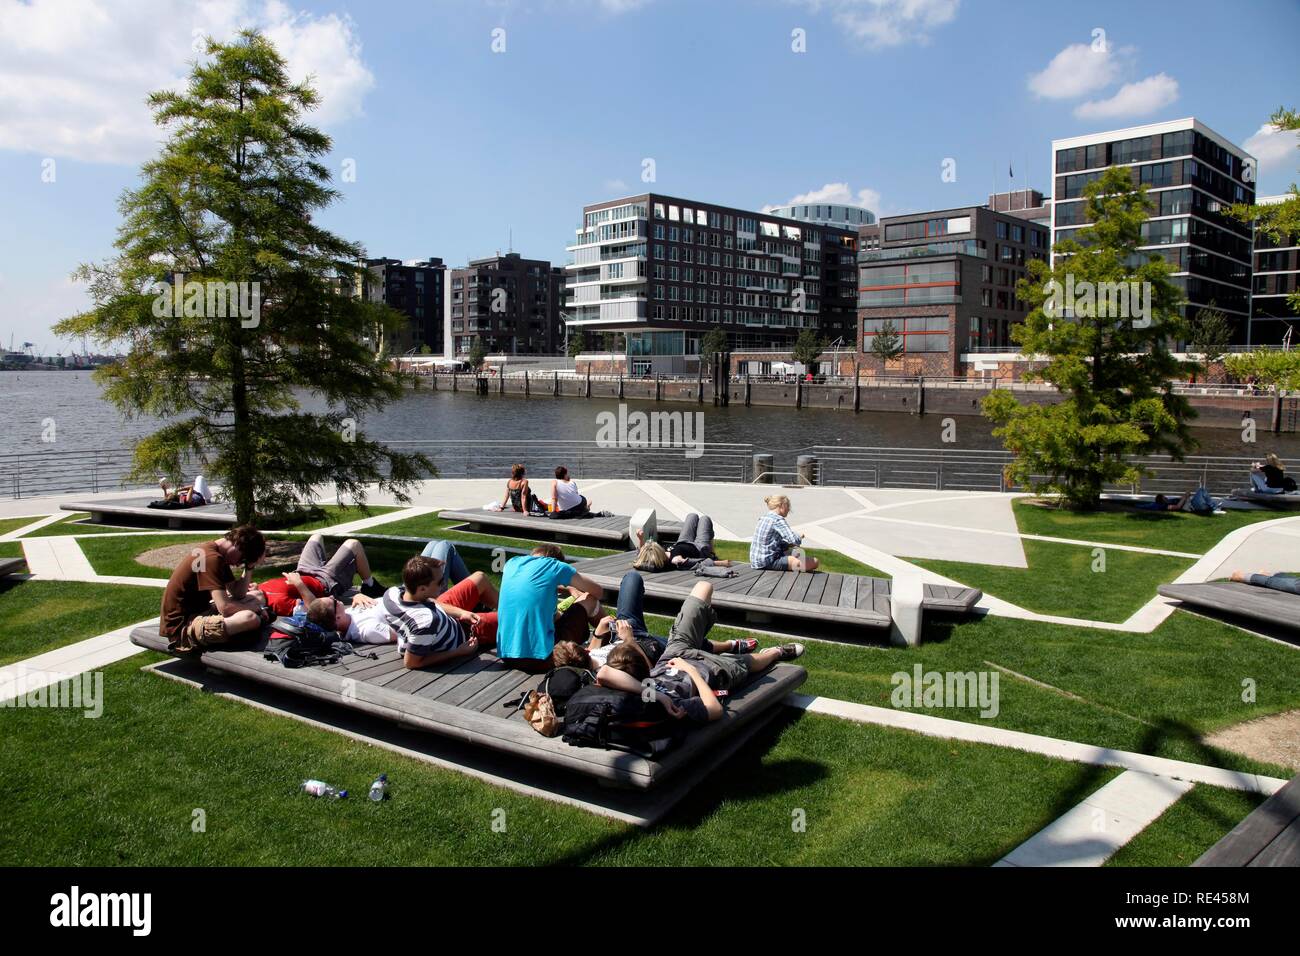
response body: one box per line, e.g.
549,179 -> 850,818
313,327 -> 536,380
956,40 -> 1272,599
1195,773 -> 1300,867
575,552 -> 982,632
1158,581 -> 1300,632
1230,490 -> 1300,509
62,496 -> 238,529
129,626 -> 806,790
0,557 -> 26,578
440,509 -> 682,546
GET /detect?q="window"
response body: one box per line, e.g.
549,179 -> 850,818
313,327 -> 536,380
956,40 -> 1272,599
862,315 -> 949,353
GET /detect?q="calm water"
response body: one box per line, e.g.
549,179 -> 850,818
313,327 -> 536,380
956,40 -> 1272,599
1,370 -> 1295,461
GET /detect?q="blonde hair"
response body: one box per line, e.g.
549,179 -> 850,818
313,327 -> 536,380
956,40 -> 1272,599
1266,453 -> 1284,469
632,541 -> 669,572
764,494 -> 790,511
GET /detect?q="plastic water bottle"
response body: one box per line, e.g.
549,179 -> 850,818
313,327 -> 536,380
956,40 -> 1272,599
368,774 -> 388,802
301,779 -> 347,799
291,600 -> 308,628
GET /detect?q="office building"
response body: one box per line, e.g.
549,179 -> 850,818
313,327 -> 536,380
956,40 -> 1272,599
449,253 -> 564,355
361,257 -> 445,354
1252,193 -> 1299,344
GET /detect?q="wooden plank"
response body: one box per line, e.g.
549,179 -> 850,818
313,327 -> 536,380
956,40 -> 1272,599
769,574 -> 801,603
506,674 -> 548,720
466,669 -> 537,713
855,576 -> 873,610
433,660 -> 515,707
0,558 -> 26,577
1195,775 -> 1300,867
837,575 -> 858,609
1159,582 -> 1300,631
410,654 -> 500,699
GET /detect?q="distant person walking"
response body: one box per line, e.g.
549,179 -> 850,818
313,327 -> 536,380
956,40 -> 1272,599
749,495 -> 818,572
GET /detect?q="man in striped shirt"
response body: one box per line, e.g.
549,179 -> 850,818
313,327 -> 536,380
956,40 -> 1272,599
748,495 -> 819,572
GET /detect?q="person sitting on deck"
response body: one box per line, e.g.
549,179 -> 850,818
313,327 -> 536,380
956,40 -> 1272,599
500,463 -> 545,514
595,579 -> 805,724
749,495 -> 819,572
549,465 -> 592,518
307,555 -> 498,669
587,570 -> 755,670
251,533 -> 386,617
1249,454 -> 1298,494
1230,569 -> 1300,595
419,538 -> 472,590
495,544 -> 604,672
148,474 -> 210,510
632,513 -> 734,573
160,524 -> 270,653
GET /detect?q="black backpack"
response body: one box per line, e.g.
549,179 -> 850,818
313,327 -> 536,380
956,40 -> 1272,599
504,665 -> 594,718
263,618 -> 376,669
561,685 -> 686,758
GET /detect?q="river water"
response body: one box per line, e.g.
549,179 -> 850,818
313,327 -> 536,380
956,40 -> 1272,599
2,370 -> 1295,461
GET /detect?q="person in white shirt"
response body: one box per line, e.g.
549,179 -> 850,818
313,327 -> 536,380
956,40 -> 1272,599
550,465 -> 592,517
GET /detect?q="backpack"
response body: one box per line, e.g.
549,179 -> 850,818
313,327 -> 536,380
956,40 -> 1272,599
561,685 -> 686,758
264,618 -> 376,669
505,666 -> 595,737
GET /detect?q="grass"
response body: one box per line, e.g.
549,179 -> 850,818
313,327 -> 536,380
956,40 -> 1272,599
355,511 -> 616,558
0,580 -> 163,667
0,542 -> 24,560
17,512 -> 145,536
0,516 -> 37,536
0,653 -> 1143,866
1012,499 -> 1286,555
80,532 -> 249,580
270,504 -> 400,532
711,539 -> 890,577
1106,785 -> 1266,867
912,539 -> 1193,622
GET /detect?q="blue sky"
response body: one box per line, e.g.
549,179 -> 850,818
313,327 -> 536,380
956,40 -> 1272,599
1,0 -> 1297,352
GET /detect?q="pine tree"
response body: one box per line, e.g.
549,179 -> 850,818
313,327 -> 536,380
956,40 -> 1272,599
869,320 -> 903,365
56,32 -> 432,523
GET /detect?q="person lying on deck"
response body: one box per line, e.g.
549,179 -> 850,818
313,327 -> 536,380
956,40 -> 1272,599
160,524 -> 269,653
749,495 -> 819,572
594,579 -> 805,724
307,555 -> 499,668
251,533 -> 386,616
148,474 -> 211,510
632,513 -> 734,573
1138,488 -> 1218,515
1249,453 -> 1298,494
495,544 -> 604,672
549,465 -> 593,518
1230,570 -> 1300,595
586,570 -> 755,670
500,463 -> 546,514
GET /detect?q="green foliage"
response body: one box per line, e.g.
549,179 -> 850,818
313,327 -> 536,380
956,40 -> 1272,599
699,326 -> 728,367
869,320 -> 903,364
566,329 -> 586,358
1189,305 -> 1232,367
982,167 -> 1197,509
791,328 -> 826,369
55,32 -> 431,524
467,339 -> 487,370
1224,349 -> 1300,389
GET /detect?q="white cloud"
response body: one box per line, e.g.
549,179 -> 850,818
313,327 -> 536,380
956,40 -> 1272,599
1027,41 -> 1122,100
797,0 -> 960,49
1074,73 -> 1179,120
0,0 -> 375,165
763,182 -> 883,215
1243,120 -> 1300,173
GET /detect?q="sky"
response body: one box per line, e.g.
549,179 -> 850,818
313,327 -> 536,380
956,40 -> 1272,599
0,0 -> 1297,353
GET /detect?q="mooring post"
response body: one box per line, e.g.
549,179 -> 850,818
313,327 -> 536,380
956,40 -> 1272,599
795,376 -> 803,409
553,370 -> 559,396
618,374 -> 623,400
916,375 -> 925,416
655,375 -> 662,401
1273,393 -> 1283,433
744,371 -> 751,407
452,372 -> 458,392
585,364 -> 591,398
524,369 -> 529,397
853,362 -> 861,413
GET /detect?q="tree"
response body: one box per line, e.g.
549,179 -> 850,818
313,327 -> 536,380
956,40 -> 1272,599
982,166 -> 1197,509
467,339 -> 487,371
56,32 -> 432,524
1189,304 -> 1232,372
1226,106 -> 1300,318
566,329 -> 586,358
869,320 -> 903,366
791,328 -> 826,372
699,326 -> 728,370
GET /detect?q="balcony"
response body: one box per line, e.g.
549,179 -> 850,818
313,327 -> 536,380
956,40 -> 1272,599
859,241 -> 986,262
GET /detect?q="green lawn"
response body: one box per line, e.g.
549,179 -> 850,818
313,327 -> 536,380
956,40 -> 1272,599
0,580 -> 162,667
18,512 -> 149,536
270,504 -> 400,532
912,539 -> 1193,622
349,512 -> 616,559
80,532 -> 259,579
1106,784 -> 1266,867
0,542 -> 24,560
0,516 -> 37,536
0,653 -> 1149,866
1012,499 -> 1285,554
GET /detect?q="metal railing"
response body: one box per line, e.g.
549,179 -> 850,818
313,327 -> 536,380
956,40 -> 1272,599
0,447 -> 199,500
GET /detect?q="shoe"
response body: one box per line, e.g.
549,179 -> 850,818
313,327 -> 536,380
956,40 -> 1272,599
360,579 -> 386,599
733,638 -> 759,653
777,643 -> 805,662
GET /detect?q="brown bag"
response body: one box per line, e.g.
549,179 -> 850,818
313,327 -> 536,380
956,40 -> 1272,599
523,689 -> 560,737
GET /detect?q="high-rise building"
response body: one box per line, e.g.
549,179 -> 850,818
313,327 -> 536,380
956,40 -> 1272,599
449,253 -> 564,356
361,257 -> 445,354
1252,194 -> 1299,344
857,202 -> 1051,375
1051,118 -> 1256,340
564,194 -> 859,374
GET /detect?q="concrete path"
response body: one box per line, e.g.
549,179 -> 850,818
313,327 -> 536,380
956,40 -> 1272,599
0,618 -> 158,705
995,770 -> 1194,867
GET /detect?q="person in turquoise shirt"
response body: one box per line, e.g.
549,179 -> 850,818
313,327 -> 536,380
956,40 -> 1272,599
496,544 -> 604,671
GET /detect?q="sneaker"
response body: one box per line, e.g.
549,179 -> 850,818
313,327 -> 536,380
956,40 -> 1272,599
732,638 -> 759,653
360,579 -> 386,599
777,643 -> 805,662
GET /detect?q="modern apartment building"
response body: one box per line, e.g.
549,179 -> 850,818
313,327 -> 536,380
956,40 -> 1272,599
564,194 -> 859,374
1252,194 -> 1299,344
449,253 -> 564,356
856,202 -> 1051,375
1051,118 -> 1256,340
361,257 -> 445,354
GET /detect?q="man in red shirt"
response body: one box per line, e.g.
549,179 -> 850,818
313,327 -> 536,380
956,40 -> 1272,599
250,533 -> 385,615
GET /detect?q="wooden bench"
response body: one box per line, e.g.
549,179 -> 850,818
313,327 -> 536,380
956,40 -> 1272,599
128,625 -> 806,790
61,496 -> 238,529
0,557 -> 26,578
575,552 -> 982,635
440,509 -> 683,547
1194,773 -> 1300,867
1158,581 -> 1300,632
1229,490 -> 1300,509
